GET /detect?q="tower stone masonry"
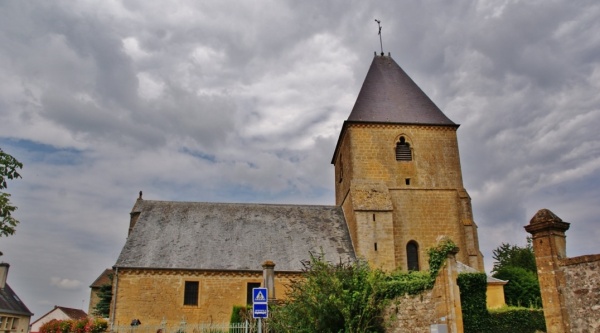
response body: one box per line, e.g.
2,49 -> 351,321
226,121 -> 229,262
333,54 -> 484,272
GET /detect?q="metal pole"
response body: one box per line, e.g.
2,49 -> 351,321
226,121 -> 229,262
258,319 -> 261,333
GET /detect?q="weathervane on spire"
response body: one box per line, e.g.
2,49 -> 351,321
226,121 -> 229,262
375,19 -> 384,56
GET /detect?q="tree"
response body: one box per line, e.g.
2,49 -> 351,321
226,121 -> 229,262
491,238 -> 536,274
491,239 -> 542,308
0,148 -> 23,237
269,253 -> 387,333
493,266 -> 542,308
93,275 -> 113,318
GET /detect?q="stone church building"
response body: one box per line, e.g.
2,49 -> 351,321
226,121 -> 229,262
108,54 -> 484,327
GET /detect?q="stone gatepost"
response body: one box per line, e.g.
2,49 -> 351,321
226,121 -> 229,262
262,260 -> 276,301
524,209 -> 571,333
431,248 -> 463,333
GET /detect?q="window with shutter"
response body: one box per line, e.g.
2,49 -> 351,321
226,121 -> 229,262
395,137 -> 412,161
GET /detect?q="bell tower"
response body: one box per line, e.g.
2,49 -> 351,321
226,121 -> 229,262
332,54 -> 484,271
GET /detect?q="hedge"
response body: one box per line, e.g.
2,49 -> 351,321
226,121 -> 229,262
39,319 -> 108,333
458,272 -> 546,333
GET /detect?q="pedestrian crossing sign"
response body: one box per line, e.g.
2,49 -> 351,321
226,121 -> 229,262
252,287 -> 268,304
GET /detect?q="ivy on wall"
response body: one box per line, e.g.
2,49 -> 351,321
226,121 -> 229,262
457,272 -> 546,333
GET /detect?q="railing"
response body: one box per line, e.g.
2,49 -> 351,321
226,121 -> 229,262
112,322 -> 258,333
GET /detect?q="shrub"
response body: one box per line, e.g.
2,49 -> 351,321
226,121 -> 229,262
39,319 -> 108,333
487,307 -> 546,333
269,253 -> 387,333
493,266 -> 542,308
40,320 -> 61,333
380,270 -> 433,299
229,305 -> 247,324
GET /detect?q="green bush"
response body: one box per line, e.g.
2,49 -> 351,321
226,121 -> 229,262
229,305 -> 247,324
380,270 -> 433,299
487,307 -> 546,333
269,254 -> 387,333
39,319 -> 108,333
493,266 -> 542,308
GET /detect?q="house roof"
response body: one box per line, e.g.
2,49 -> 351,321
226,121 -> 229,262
456,261 -> 508,284
30,306 -> 87,327
347,54 -> 456,126
56,306 -> 87,320
89,269 -> 112,288
114,200 -> 356,272
0,283 -> 33,317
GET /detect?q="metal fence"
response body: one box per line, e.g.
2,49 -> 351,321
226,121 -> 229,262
112,322 -> 260,333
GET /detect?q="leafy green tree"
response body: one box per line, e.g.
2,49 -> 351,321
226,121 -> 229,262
93,275 -> 113,318
491,239 -> 536,274
493,266 -> 542,308
491,239 -> 542,308
269,253 -> 387,333
0,148 -> 23,237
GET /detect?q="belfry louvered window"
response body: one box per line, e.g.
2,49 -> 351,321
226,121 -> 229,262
395,137 -> 412,161
407,241 -> 419,271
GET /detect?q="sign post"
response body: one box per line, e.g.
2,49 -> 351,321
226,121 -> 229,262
252,287 -> 268,331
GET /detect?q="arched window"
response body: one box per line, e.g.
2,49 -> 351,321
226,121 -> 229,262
407,241 -> 419,271
396,137 -> 412,161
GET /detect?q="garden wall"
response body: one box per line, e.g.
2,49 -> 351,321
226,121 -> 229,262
384,252 -> 463,333
525,209 -> 600,333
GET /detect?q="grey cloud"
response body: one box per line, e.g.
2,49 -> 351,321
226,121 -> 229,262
2,0 -> 600,320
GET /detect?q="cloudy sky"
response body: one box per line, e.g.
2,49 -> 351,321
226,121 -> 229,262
1,0 -> 599,320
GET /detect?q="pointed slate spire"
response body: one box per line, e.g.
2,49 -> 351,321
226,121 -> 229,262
348,55 -> 456,126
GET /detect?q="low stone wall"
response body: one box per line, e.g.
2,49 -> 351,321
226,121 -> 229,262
383,291 -> 437,333
560,254 -> 600,332
384,253 -> 462,333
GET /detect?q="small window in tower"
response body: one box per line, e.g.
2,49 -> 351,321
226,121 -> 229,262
374,243 -> 378,251
407,241 -> 419,271
396,137 -> 412,161
184,281 -> 199,306
405,178 -> 411,185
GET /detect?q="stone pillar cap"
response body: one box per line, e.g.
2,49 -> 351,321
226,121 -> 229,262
525,208 -> 570,233
262,260 -> 275,268
530,209 -> 563,224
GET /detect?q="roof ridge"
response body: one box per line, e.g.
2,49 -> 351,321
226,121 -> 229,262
138,199 -> 338,208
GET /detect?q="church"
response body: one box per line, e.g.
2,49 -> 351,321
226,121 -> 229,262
107,53 -> 484,327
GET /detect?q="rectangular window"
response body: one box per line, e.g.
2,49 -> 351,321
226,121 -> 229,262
11,318 -> 18,330
246,282 -> 261,305
184,281 -> 199,306
1,317 -> 12,330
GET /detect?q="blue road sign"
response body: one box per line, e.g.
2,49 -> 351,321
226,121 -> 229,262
252,288 -> 268,304
253,303 -> 268,318
252,287 -> 268,319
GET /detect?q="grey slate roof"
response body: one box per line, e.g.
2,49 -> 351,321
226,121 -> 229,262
115,200 -> 356,272
0,283 -> 33,317
347,55 -> 456,126
456,262 -> 507,284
